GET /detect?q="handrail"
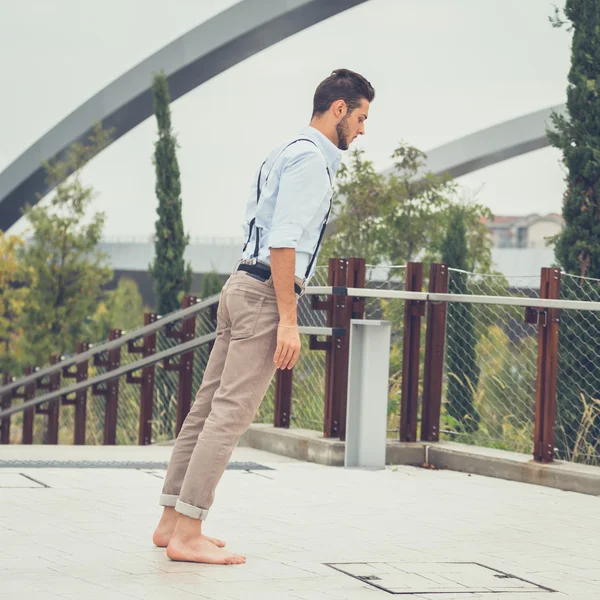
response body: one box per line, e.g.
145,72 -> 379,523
429,292 -> 600,311
310,286 -> 600,311
0,331 -> 215,420
0,325 -> 339,420
0,293 -> 221,397
4,282 -> 600,399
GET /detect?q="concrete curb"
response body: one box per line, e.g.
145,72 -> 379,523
239,424 -> 600,497
429,442 -> 600,496
240,424 -> 346,465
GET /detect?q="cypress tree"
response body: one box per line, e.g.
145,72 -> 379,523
441,206 -> 481,433
149,72 -> 192,314
548,1 -> 600,460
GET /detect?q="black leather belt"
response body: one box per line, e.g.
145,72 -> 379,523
237,263 -> 302,295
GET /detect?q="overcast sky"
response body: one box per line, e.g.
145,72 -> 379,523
0,0 -> 571,242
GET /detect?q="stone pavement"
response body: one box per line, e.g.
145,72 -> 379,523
1,444 -> 599,599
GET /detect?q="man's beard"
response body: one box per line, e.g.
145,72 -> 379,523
335,116 -> 351,150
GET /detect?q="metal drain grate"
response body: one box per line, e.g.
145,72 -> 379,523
0,460 -> 274,471
326,562 -> 557,595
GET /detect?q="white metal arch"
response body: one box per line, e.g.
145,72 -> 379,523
384,104 -> 566,180
0,0 -> 368,230
0,0 -> 566,231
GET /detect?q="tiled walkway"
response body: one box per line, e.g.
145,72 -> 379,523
1,444 -> 599,599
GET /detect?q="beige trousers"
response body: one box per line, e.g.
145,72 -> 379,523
159,270 -> 285,520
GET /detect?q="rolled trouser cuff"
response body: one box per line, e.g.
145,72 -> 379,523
159,493 -> 179,507
176,499 -> 210,521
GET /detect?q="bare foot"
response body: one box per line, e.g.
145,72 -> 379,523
153,507 -> 178,547
154,530 -> 226,548
166,514 -> 245,565
204,535 -> 226,548
153,507 -> 226,548
167,534 -> 245,565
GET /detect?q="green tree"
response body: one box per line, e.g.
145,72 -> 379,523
198,271 -> 223,299
87,277 -> 146,342
149,72 -> 192,315
439,190 -> 494,274
322,143 -> 461,269
324,142 -> 495,434
441,205 -> 481,433
323,149 -> 387,263
18,125 -> 113,365
380,143 -> 457,266
0,233 -> 35,374
548,1 -> 600,460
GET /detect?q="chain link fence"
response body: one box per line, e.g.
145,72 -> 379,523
151,325 -> 185,444
289,265 -> 329,429
255,264 -> 410,434
6,351 -> 107,445
84,352 -> 108,445
272,265 -> 412,431
9,261 -> 600,467
6,350 -> 110,445
254,265 -> 330,429
441,269 -> 540,454
557,274 -> 600,465
151,307 -> 219,444
6,302 -> 221,445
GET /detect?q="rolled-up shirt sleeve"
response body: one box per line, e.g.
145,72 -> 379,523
268,149 -> 330,249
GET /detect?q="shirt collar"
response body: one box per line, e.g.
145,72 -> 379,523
299,126 -> 343,175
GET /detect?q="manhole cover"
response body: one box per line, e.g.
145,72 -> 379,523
0,460 -> 273,471
326,562 -> 556,595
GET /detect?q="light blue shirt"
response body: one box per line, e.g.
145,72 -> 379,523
241,126 -> 342,282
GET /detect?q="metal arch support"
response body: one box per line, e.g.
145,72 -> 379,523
0,0 -> 369,230
325,104 -> 566,234
383,103 -> 567,180
0,0 -> 567,231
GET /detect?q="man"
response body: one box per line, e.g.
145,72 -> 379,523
153,69 -> 375,565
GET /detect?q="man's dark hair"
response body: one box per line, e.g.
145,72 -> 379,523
312,69 -> 375,117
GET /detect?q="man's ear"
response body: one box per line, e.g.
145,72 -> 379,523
332,100 -> 347,118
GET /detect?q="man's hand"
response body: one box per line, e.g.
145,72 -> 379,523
274,324 -> 301,370
270,248 -> 301,370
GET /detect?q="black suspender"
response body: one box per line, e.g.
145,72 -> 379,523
243,160 -> 266,261
305,171 -> 331,279
243,138 -> 333,280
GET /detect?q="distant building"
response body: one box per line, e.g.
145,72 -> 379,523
484,213 -> 564,249
99,237 -> 242,307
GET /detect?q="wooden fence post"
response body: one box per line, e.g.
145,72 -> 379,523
126,313 -> 159,446
92,329 -> 122,445
14,367 -> 36,444
531,267 -> 561,463
421,263 -> 449,442
323,257 -> 365,440
0,373 -> 12,444
61,342 -> 90,445
400,262 -> 424,442
34,354 -> 61,444
175,296 -> 198,436
324,258 -> 343,438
